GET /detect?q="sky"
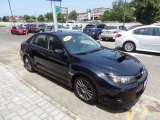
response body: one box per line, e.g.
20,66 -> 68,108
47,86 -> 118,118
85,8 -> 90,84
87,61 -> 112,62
0,0 -> 116,17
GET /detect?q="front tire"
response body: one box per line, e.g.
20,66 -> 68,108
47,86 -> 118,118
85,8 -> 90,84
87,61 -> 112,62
123,42 -> 136,52
74,76 -> 97,104
24,56 -> 34,72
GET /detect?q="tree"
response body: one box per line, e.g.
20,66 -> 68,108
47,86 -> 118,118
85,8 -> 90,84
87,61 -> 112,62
23,15 -> 30,21
101,2 -> 134,22
68,10 -> 77,20
30,16 -> 36,21
38,15 -> 45,22
2,16 -> 8,22
132,0 -> 160,24
57,13 -> 65,22
44,12 -> 52,22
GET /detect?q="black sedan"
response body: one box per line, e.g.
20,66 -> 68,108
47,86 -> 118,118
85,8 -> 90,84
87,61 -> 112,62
20,31 -> 148,109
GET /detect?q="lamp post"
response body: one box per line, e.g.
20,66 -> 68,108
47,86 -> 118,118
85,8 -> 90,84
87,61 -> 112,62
7,0 -> 15,26
123,0 -> 126,25
47,0 -> 62,31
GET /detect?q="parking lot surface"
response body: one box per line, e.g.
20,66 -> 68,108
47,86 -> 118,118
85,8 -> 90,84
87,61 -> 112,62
0,27 -> 160,120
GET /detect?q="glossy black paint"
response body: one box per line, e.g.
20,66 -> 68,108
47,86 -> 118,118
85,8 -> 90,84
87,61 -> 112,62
20,31 -> 148,108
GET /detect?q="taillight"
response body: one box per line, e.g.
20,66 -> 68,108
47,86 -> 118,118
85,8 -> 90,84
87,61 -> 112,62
117,34 -> 122,37
113,31 -> 117,33
91,28 -> 96,32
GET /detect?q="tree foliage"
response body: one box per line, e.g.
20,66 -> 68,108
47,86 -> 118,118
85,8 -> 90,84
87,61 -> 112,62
23,15 -> 30,21
132,0 -> 160,25
44,12 -> 53,22
101,2 -> 134,22
2,16 -> 8,22
68,10 -> 77,20
38,15 -> 45,22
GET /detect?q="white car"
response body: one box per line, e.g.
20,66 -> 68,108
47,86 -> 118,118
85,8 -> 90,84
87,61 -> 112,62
61,26 -> 82,32
100,25 -> 127,40
115,25 -> 160,53
65,20 -> 82,28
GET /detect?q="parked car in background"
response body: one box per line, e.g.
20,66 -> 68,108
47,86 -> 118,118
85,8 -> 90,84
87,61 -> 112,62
20,31 -> 148,109
100,25 -> 127,40
27,24 -> 37,33
83,23 -> 106,40
33,24 -> 46,33
65,20 -> 82,28
11,26 -> 28,35
61,26 -> 82,32
127,25 -> 142,30
115,25 -> 160,53
45,24 -> 64,32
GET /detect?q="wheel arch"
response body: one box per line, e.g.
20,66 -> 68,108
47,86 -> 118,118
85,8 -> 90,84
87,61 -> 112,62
123,40 -> 137,50
71,73 -> 98,92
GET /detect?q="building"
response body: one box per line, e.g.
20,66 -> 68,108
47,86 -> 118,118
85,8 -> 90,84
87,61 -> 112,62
77,12 -> 88,21
0,17 -> 2,21
91,7 -> 111,20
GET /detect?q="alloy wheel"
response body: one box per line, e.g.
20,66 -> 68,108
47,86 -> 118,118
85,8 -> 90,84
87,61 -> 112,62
76,79 -> 93,101
124,42 -> 135,52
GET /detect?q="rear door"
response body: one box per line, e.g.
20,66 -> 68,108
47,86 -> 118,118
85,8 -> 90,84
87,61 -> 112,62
29,34 -> 48,70
132,27 -> 154,50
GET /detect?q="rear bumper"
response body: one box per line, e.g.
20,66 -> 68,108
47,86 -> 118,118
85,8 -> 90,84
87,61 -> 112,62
101,33 -> 116,39
83,31 -> 97,39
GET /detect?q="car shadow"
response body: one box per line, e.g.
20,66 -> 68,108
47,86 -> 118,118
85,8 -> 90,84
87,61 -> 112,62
34,70 -> 129,113
114,47 -> 160,56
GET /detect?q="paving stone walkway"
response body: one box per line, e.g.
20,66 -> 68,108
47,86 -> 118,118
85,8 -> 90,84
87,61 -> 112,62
0,64 -> 75,120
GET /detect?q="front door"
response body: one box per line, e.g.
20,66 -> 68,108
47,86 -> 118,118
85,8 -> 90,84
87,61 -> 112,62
152,28 -> 160,52
45,35 -> 70,82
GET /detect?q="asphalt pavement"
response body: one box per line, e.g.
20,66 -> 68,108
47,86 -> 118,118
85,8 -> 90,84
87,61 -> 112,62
0,27 -> 160,120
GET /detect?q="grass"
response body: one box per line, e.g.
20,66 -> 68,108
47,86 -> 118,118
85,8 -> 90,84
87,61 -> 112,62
0,25 -> 6,28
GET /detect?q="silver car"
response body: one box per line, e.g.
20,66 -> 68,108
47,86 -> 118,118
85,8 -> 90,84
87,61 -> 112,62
115,25 -> 160,53
100,25 -> 127,40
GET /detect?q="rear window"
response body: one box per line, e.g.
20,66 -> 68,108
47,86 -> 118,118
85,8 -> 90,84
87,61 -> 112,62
119,26 -> 127,30
105,26 -> 117,30
86,25 -> 95,28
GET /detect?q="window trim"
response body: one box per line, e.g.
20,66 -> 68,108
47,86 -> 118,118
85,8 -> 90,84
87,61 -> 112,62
30,34 -> 48,49
132,27 -> 154,36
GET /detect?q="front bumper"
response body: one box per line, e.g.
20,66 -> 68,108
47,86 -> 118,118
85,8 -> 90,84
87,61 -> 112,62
98,78 -> 147,108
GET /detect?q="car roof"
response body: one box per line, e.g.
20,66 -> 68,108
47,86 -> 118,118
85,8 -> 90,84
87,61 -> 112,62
37,31 -> 82,37
129,25 -> 159,31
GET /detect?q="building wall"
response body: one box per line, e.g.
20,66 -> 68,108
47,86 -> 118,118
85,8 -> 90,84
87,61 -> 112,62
91,7 -> 111,20
77,12 -> 88,21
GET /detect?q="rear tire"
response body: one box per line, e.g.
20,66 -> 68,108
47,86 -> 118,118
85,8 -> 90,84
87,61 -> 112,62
123,42 -> 136,52
97,34 -> 102,40
24,56 -> 34,72
74,76 -> 97,104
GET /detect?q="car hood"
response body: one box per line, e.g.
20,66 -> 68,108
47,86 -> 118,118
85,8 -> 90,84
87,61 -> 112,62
75,48 -> 143,76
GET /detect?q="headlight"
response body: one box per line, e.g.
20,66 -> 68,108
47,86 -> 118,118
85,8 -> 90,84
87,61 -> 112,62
108,75 -> 136,85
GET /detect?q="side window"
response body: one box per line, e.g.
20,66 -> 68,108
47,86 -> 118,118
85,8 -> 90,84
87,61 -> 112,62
32,35 -> 46,48
97,24 -> 105,29
154,28 -> 160,36
47,36 -> 62,50
133,28 -> 153,36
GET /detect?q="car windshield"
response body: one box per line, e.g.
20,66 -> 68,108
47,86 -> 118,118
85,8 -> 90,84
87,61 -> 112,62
61,33 -> 102,54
